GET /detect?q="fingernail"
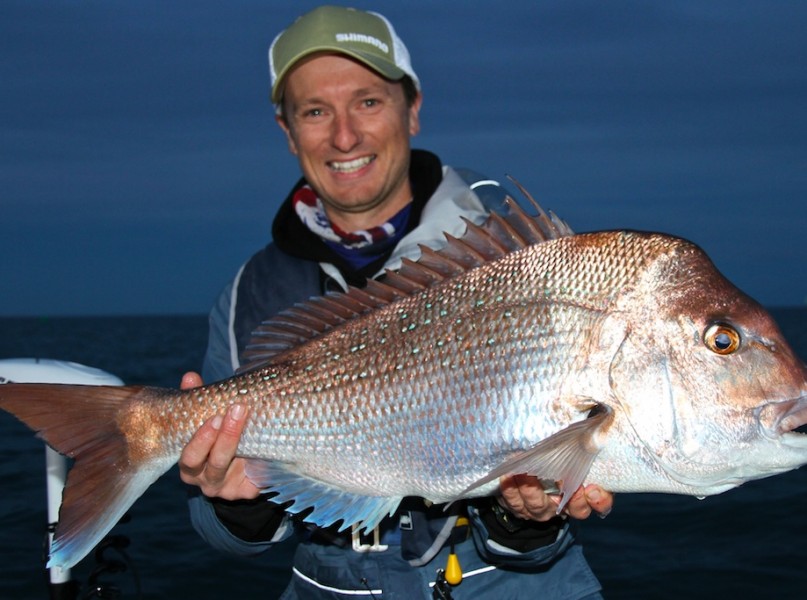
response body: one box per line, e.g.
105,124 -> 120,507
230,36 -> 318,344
597,507 -> 612,519
230,404 -> 245,420
211,415 -> 223,430
587,488 -> 601,502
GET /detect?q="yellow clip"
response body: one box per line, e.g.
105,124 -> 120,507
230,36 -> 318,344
442,514 -> 469,586
445,552 -> 462,585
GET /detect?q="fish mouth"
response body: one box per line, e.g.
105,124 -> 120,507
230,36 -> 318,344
783,399 -> 807,435
757,395 -> 807,438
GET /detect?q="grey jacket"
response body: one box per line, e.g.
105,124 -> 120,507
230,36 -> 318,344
189,159 -> 601,598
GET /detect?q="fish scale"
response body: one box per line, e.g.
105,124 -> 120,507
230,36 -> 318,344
210,239 -> 600,497
233,250 -> 617,499
2,198 -> 807,571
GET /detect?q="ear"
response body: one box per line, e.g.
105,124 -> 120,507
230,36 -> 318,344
275,114 -> 299,156
408,92 -> 423,137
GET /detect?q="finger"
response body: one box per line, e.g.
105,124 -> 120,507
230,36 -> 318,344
498,475 -> 557,522
561,485 -> 592,520
232,468 -> 262,500
514,475 -> 559,521
584,484 -> 614,518
181,371 -> 203,390
497,475 -> 526,516
204,404 -> 248,479
178,413 -> 224,481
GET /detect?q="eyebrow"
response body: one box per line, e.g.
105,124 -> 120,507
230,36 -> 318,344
293,83 -> 395,109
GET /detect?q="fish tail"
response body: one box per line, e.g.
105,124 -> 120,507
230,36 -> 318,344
0,383 -> 177,569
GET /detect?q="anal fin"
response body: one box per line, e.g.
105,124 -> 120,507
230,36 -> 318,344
244,459 -> 402,532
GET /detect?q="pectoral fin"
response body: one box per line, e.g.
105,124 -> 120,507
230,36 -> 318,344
463,403 -> 613,512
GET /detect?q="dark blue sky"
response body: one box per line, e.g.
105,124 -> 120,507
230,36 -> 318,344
2,0 -> 805,315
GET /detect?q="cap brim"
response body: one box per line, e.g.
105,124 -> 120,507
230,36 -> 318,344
271,47 -> 407,104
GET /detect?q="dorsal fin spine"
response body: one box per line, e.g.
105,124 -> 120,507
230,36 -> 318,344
486,211 -> 530,249
400,256 -> 447,284
443,233 -> 488,267
238,192 -> 573,373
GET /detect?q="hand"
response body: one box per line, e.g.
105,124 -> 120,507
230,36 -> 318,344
177,371 -> 261,501
498,474 -> 613,521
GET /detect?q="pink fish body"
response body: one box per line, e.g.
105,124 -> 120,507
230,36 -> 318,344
2,197 -> 806,570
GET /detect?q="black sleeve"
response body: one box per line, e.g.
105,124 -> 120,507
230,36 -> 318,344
472,497 -> 564,553
208,493 -> 289,543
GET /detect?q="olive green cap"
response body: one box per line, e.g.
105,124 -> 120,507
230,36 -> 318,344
269,6 -> 420,104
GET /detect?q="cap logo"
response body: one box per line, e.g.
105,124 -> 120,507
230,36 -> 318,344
335,33 -> 389,54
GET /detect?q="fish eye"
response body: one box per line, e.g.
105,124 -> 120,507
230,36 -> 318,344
703,323 -> 741,355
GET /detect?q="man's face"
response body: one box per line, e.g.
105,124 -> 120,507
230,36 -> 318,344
277,54 -> 422,232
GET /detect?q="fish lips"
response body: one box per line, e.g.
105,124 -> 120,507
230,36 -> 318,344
757,395 -> 807,439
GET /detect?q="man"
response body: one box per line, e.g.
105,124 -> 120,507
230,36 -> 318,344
179,6 -> 612,598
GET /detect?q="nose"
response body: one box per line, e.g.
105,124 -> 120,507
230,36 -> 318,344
331,110 -> 361,152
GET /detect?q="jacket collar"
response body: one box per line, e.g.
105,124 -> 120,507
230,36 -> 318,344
271,150 -> 444,285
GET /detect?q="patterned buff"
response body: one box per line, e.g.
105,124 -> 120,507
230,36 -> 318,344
293,185 -> 399,248
292,184 -> 412,271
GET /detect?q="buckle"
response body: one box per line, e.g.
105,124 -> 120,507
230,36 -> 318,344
351,524 -> 389,553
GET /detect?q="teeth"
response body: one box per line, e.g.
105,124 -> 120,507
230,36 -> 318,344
330,156 -> 373,173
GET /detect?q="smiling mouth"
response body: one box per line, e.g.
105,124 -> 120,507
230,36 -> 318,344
329,155 -> 375,173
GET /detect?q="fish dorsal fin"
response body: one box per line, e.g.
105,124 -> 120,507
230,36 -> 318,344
238,194 -> 573,373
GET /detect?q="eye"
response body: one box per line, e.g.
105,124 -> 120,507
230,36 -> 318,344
703,323 -> 741,355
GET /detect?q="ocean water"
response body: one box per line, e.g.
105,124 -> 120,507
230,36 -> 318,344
0,309 -> 805,599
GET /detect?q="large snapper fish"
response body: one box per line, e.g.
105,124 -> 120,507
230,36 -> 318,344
1,197 -> 806,571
